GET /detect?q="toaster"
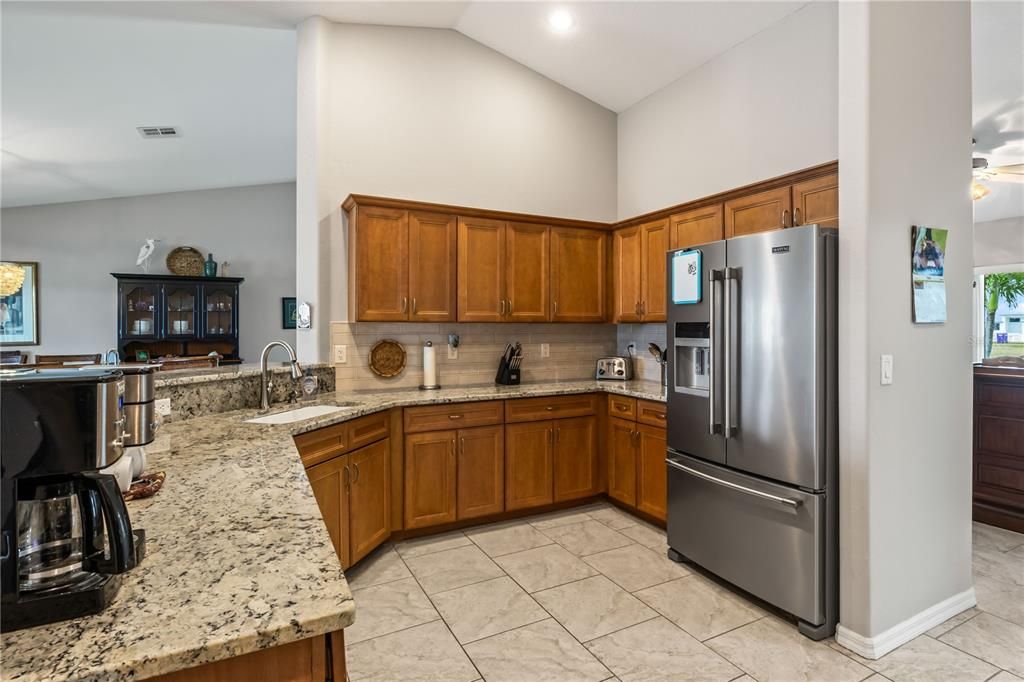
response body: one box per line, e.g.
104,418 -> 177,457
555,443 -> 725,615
595,356 -> 633,381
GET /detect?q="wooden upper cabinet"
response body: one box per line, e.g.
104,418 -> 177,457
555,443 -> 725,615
636,424 -> 667,522
458,217 -> 506,322
404,431 -> 457,529
505,421 -> 554,510
551,227 -> 607,322
306,455 -> 350,567
354,207 -> 409,321
506,223 -> 550,322
348,439 -> 390,564
457,425 -> 505,520
553,416 -> 598,502
612,226 -> 642,323
640,219 -> 668,322
792,173 -> 838,228
408,211 -> 457,321
671,204 -> 724,249
724,186 -> 792,238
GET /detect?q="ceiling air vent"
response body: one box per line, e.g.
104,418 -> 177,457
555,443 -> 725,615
136,126 -> 180,139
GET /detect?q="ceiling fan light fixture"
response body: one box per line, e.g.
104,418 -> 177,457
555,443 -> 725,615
971,180 -> 991,201
548,9 -> 575,34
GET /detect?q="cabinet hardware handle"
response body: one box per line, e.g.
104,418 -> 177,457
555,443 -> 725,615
555,427 -> 560,443
451,438 -> 456,456
412,298 -> 417,315
460,436 -> 465,452
402,297 -> 408,313
553,301 -> 558,316
793,207 -> 802,226
353,463 -> 360,484
616,404 -> 628,411
655,413 -> 665,420
448,414 -> 463,419
634,301 -> 640,316
641,301 -> 646,317
343,465 -> 350,489
500,299 -> 506,316
545,406 -> 554,411
508,298 -> 513,315
548,428 -> 553,444
782,210 -> 790,228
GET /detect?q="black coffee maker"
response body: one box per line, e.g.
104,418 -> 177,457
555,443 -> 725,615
1,367 -> 142,631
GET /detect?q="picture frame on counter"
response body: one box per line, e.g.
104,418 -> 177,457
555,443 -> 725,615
282,297 -> 297,329
0,261 -> 39,346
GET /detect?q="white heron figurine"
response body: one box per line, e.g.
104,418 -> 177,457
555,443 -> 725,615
136,239 -> 160,273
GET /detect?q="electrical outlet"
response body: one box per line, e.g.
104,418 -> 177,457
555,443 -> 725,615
880,354 -> 893,385
333,344 -> 347,364
540,343 -> 550,358
447,344 -> 458,360
155,398 -> 171,416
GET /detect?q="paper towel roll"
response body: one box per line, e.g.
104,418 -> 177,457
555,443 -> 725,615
422,341 -> 438,388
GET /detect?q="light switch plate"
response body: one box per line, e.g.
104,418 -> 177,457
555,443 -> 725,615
881,354 -> 893,385
333,345 -> 347,364
540,343 -> 550,358
155,398 -> 171,416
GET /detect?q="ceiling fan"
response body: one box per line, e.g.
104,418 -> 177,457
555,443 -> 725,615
972,138 -> 1024,200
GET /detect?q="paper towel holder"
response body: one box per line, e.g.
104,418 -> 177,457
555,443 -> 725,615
419,340 -> 441,391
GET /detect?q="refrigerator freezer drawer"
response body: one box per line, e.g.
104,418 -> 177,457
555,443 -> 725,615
666,452 -> 825,625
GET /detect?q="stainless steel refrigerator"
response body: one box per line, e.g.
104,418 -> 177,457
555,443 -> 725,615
665,224 -> 838,640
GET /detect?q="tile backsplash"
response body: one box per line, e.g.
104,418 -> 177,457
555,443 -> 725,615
331,322 -> 617,392
616,323 -> 669,383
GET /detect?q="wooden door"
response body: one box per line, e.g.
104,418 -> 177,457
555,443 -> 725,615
553,416 -> 598,501
670,204 -> 724,249
791,173 -> 838,228
636,424 -> 667,521
306,455 -> 350,567
457,425 -> 505,520
348,439 -> 391,564
551,227 -> 607,322
355,207 -> 409,321
409,211 -> 457,321
607,417 -> 637,507
505,421 -> 554,510
640,219 -> 669,322
612,226 -> 642,323
458,217 -> 506,322
724,187 -> 792,238
404,431 -> 457,529
506,222 -> 549,321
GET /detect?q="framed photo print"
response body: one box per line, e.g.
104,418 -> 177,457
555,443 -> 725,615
0,262 -> 39,346
282,297 -> 297,329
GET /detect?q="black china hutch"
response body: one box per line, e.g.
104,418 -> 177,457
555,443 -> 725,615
112,273 -> 244,363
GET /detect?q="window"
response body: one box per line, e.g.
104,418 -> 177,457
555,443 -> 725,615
975,267 -> 1024,361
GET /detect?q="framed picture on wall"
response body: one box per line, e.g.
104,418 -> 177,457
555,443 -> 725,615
282,297 -> 297,329
0,262 -> 39,346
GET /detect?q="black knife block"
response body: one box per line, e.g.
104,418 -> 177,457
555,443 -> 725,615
495,357 -> 521,385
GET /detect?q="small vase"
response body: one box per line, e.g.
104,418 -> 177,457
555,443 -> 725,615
204,253 -> 218,277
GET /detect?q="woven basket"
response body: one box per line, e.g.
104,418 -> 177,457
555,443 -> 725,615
166,247 -> 204,276
369,339 -> 406,377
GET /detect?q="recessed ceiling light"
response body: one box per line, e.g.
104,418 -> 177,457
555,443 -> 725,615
548,9 -> 575,34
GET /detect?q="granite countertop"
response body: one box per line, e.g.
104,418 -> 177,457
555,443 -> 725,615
153,361 -> 332,388
0,378 -> 663,682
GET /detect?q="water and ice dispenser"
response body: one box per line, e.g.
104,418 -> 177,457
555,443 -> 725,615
674,323 -> 710,395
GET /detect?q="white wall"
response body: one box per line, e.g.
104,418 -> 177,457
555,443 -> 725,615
0,183 -> 296,361
837,0 -> 974,653
296,20 -> 618,362
974,216 -> 1024,267
616,2 -> 838,219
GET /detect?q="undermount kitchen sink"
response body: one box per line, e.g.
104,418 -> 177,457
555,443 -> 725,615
245,404 -> 358,425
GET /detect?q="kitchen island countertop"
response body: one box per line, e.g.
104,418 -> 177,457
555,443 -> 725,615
0,379 -> 663,682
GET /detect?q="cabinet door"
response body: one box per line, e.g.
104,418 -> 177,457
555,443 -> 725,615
306,455 -> 350,567
551,227 -> 607,322
349,439 -> 391,564
404,431 -> 457,529
553,416 -> 598,502
791,173 -> 838,228
457,425 -> 505,520
201,284 -> 238,340
724,186 -> 792,238
119,281 -> 160,340
505,421 -> 554,510
409,211 -> 457,321
612,226 -> 642,323
607,418 -> 637,506
506,222 -> 549,322
162,284 -> 199,339
670,204 -> 724,250
355,207 -> 409,320
636,424 -> 667,522
640,219 -> 669,322
458,217 -> 506,322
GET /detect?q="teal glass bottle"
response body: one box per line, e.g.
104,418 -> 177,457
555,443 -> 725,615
204,253 -> 218,277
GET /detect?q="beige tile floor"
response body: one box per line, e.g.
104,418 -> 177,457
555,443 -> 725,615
344,503 -> 1024,682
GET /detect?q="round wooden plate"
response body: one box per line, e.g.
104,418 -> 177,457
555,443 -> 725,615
166,246 -> 204,276
369,339 -> 406,377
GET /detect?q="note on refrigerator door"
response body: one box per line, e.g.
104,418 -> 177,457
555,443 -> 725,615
672,250 -> 702,305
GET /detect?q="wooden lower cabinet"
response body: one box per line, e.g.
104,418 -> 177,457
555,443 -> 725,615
553,416 -> 598,501
348,439 -> 391,564
636,424 -> 668,521
974,368 -> 1024,532
306,455 -> 351,568
457,425 -> 505,520
505,421 -> 554,510
405,430 -> 458,529
608,417 -> 638,506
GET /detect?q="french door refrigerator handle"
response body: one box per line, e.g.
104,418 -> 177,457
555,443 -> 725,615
665,459 -> 801,508
723,267 -> 739,437
708,269 -> 723,435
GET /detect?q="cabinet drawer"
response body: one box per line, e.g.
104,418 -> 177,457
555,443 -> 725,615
348,411 -> 390,450
295,422 -> 348,467
636,399 -> 667,427
607,395 -> 637,420
404,400 -> 504,434
505,394 -> 597,423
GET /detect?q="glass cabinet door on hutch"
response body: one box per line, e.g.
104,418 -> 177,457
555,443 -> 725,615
202,285 -> 237,338
163,284 -> 199,338
120,281 -> 160,339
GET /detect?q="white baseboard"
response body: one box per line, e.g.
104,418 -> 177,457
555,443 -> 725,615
835,587 -> 977,660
